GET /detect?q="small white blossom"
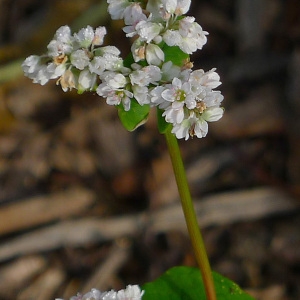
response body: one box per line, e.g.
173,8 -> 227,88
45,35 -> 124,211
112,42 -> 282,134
54,25 -> 73,44
47,26 -> 73,57
131,38 -> 146,62
117,285 -> 145,300
123,3 -> 145,25
71,49 -> 90,70
178,17 -> 208,53
132,85 -> 150,105
22,55 -> 48,84
97,72 -> 133,110
74,25 -> 95,48
129,65 -> 161,86
150,86 -> 168,108
56,69 -> 76,92
162,0 -> 191,16
163,30 -> 182,47
93,26 -> 107,46
78,69 -> 97,92
172,112 -> 208,140
161,77 -> 196,123
145,43 -> 165,66
107,0 -> 131,20
189,68 -> 221,91
202,106 -> 224,122
135,20 -> 162,43
203,90 -> 224,107
102,72 -> 127,89
89,56 -> 107,75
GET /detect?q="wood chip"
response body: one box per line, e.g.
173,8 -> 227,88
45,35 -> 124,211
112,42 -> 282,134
0,255 -> 46,298
81,240 -> 131,293
0,187 -> 96,236
17,267 -> 66,300
0,187 -> 297,263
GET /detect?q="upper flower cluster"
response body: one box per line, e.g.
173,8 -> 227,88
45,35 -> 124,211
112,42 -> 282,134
55,285 -> 144,300
22,0 -> 224,139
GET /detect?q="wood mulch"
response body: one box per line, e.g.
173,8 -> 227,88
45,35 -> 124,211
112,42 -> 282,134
0,0 -> 300,299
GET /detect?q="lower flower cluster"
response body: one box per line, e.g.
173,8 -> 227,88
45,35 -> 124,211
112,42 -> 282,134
56,285 -> 144,300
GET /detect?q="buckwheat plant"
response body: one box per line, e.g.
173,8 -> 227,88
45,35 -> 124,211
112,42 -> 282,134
22,1 -> 238,300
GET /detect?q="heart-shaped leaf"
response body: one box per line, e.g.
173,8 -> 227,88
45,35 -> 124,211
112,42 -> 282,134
156,108 -> 171,134
118,100 -> 150,131
142,266 -> 255,300
162,45 -> 189,67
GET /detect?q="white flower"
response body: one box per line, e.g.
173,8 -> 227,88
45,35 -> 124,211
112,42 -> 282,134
123,3 -> 147,27
163,100 -> 185,124
162,30 -> 182,48
22,55 -> 66,85
163,18 -> 208,54
48,62 -> 67,79
102,72 -> 127,89
100,46 -> 121,57
71,49 -> 90,70
145,43 -> 165,66
107,0 -> 131,20
162,0 -> 191,16
189,68 -> 221,90
170,105 -> 223,140
89,50 -> 124,76
129,65 -> 161,86
56,69 -> 77,92
78,69 -> 97,92
93,26 -> 107,46
101,290 -> 117,300
74,25 -> 95,48
150,86 -> 168,108
54,25 -> 73,43
202,106 -> 224,122
117,285 -> 145,300
135,20 -> 162,43
132,85 -> 150,105
131,38 -> 146,62
89,56 -> 107,75
178,17 -> 208,53
97,72 -> 133,110
47,26 -> 73,57
161,77 -> 196,123
159,67 -> 224,139
203,90 -> 224,107
22,55 -> 47,83
172,112 -> 208,140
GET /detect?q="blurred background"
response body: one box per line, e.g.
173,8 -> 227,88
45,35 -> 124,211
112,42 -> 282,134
0,0 -> 300,299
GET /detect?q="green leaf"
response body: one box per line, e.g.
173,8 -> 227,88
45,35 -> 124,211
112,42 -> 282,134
162,45 -> 189,67
156,108 -> 171,134
118,99 -> 150,131
123,52 -> 135,68
142,266 -> 255,300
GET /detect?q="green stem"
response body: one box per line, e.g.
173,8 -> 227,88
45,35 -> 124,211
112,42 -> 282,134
164,129 -> 216,300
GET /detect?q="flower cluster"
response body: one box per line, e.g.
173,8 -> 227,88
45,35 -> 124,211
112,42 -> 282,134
22,0 -> 224,139
56,285 -> 144,300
